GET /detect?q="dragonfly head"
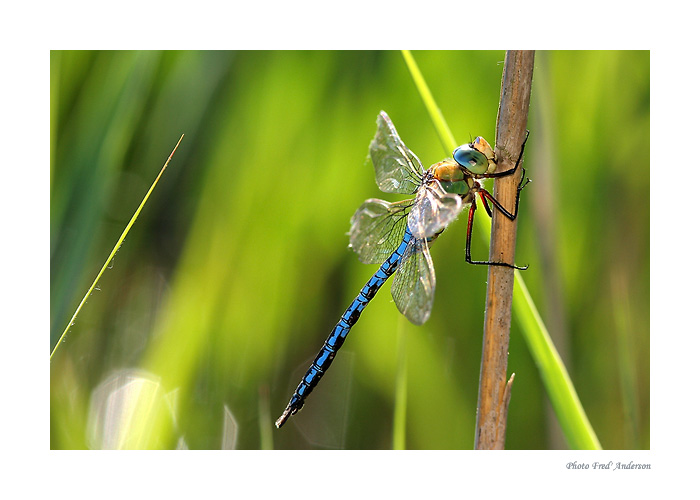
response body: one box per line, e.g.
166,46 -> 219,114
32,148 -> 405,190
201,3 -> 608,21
453,137 -> 496,175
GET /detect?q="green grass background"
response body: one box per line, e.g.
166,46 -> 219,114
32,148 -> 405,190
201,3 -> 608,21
50,50 -> 649,449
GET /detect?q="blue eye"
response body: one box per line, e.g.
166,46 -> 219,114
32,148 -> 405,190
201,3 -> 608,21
452,145 -> 488,174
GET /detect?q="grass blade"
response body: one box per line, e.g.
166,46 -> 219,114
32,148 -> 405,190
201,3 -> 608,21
513,276 -> 601,449
50,134 -> 184,361
401,50 -> 456,152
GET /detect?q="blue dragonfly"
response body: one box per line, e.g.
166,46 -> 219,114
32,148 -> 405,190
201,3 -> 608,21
275,111 -> 529,428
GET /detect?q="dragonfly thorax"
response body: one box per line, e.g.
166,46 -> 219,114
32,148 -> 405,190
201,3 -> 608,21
428,160 -> 480,199
430,159 -> 473,196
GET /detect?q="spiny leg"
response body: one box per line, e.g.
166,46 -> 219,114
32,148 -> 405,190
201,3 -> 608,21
484,129 -> 530,179
478,191 -> 493,218
465,169 -> 530,270
480,168 -> 531,221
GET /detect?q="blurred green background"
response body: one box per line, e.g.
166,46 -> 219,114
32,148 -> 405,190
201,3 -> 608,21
50,50 -> 649,450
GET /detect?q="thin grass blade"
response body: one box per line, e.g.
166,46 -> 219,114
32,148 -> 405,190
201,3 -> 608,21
50,134 -> 184,360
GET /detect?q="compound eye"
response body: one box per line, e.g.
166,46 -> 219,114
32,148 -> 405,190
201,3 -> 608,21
452,144 -> 488,174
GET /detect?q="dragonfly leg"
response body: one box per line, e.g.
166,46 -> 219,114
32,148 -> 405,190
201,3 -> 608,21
479,168 -> 531,221
465,171 -> 530,270
478,191 -> 493,218
484,129 -> 530,178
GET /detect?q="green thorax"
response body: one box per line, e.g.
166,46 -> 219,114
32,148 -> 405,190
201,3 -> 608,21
431,159 -> 472,195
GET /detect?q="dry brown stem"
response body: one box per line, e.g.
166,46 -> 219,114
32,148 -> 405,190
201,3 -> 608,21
474,50 -> 535,450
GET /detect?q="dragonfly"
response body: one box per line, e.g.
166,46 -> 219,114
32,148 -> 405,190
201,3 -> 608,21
275,111 -> 529,428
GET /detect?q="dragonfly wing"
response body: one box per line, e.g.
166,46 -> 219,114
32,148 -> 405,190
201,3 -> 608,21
350,198 -> 414,264
408,183 -> 463,239
391,236 -> 435,325
369,111 -> 424,194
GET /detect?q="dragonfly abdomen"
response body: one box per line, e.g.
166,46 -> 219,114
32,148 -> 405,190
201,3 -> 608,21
275,228 -> 412,428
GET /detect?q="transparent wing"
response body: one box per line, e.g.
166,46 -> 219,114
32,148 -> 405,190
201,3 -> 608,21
408,181 -> 464,239
369,111 -> 424,194
349,198 -> 414,264
391,236 -> 435,325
